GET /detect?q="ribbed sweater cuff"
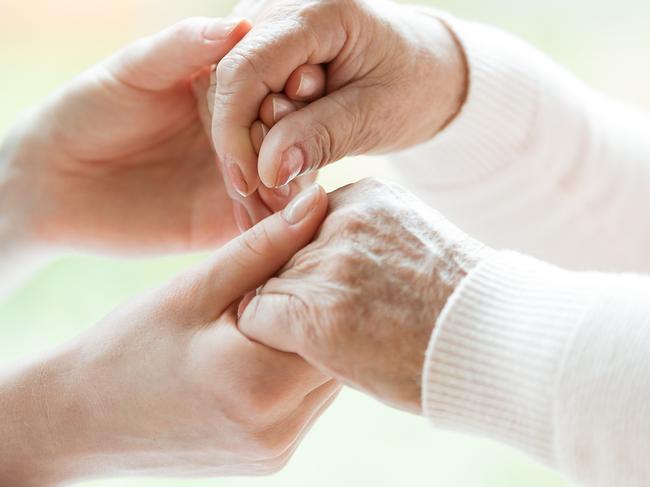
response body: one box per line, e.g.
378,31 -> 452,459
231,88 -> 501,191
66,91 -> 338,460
421,251 -> 600,467
394,15 -> 540,187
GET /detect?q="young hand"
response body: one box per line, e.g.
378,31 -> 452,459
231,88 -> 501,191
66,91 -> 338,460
0,17 -> 250,257
0,185 -> 338,485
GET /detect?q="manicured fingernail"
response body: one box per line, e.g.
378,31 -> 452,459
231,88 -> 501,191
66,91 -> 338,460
237,291 -> 255,319
226,160 -> 249,197
282,184 -> 320,225
204,18 -> 244,41
207,68 -> 217,116
296,72 -> 319,98
256,122 -> 269,140
276,146 -> 305,187
233,201 -> 252,233
251,122 -> 268,155
272,96 -> 295,122
274,184 -> 291,198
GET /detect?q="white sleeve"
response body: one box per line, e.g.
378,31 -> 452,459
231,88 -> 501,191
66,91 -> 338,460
391,15 -> 650,273
422,251 -> 650,486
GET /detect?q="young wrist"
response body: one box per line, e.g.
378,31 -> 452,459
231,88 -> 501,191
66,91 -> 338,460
0,119 -> 41,246
0,119 -> 59,295
0,344 -> 87,486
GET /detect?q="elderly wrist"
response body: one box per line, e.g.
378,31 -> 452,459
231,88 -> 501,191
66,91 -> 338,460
409,7 -> 469,139
437,16 -> 469,131
413,239 -> 492,415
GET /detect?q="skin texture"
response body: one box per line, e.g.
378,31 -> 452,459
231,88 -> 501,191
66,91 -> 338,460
0,16 -> 307,258
0,14 -> 324,289
0,185 -> 339,486
200,63 -> 326,229
238,178 -> 491,414
212,0 -> 468,196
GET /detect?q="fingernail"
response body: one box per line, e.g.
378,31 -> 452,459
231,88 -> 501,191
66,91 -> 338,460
226,160 -> 249,197
251,122 -> 268,155
233,201 -> 253,233
274,184 -> 291,198
272,96 -> 295,122
276,146 -> 305,187
258,122 -> 269,139
237,291 -> 255,319
204,18 -> 244,41
207,68 -> 217,116
282,184 -> 320,225
296,72 -> 319,98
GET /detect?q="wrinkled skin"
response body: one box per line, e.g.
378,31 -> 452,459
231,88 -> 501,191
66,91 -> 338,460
239,178 -> 490,413
0,185 -> 339,486
202,62 -> 326,229
213,0 -> 467,196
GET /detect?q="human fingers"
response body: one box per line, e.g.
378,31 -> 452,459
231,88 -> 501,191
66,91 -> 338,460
284,64 -> 327,102
195,183 -> 328,312
107,17 -> 251,91
211,3 -> 347,195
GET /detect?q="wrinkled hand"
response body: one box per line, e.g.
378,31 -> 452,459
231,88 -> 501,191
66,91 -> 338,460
212,0 -> 467,195
1,17 -> 255,256
238,178 -> 489,413
0,185 -> 339,485
199,60 -> 326,230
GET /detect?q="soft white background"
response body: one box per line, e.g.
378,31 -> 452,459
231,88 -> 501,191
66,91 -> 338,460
1,0 -> 649,485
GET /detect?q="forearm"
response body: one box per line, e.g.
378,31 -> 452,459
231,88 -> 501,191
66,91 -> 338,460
0,348 -> 80,486
424,251 -> 650,485
392,13 -> 650,272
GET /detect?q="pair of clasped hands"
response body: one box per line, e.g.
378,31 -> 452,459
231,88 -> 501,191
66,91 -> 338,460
0,0 -> 478,484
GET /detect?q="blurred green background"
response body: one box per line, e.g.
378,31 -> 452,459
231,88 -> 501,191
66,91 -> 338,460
1,0 -> 649,485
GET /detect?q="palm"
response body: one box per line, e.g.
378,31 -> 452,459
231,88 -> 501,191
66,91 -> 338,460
33,61 -> 236,256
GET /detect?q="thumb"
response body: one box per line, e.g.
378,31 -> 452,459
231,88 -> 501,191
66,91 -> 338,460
258,89 -> 362,188
107,17 -> 251,91
198,184 -> 327,312
238,291 -> 302,355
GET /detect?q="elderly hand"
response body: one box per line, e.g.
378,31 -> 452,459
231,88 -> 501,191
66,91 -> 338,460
0,16 -> 271,258
0,185 -> 339,485
238,179 -> 490,413
211,0 -> 467,195
200,61 -> 326,229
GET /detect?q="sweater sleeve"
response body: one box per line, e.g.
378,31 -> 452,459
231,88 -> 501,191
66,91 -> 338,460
391,14 -> 650,273
422,250 -> 650,486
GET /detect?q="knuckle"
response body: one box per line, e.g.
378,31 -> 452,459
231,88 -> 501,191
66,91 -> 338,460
284,293 -> 315,346
334,205 -> 370,235
307,119 -> 335,168
326,96 -> 362,154
357,176 -> 397,196
294,4 -> 326,46
291,291 -> 340,352
216,50 -> 258,92
328,177 -> 407,220
239,223 -> 274,259
323,248 -> 367,293
171,17 -> 205,44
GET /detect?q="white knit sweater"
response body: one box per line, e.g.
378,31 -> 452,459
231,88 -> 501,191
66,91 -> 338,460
392,16 -> 650,487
